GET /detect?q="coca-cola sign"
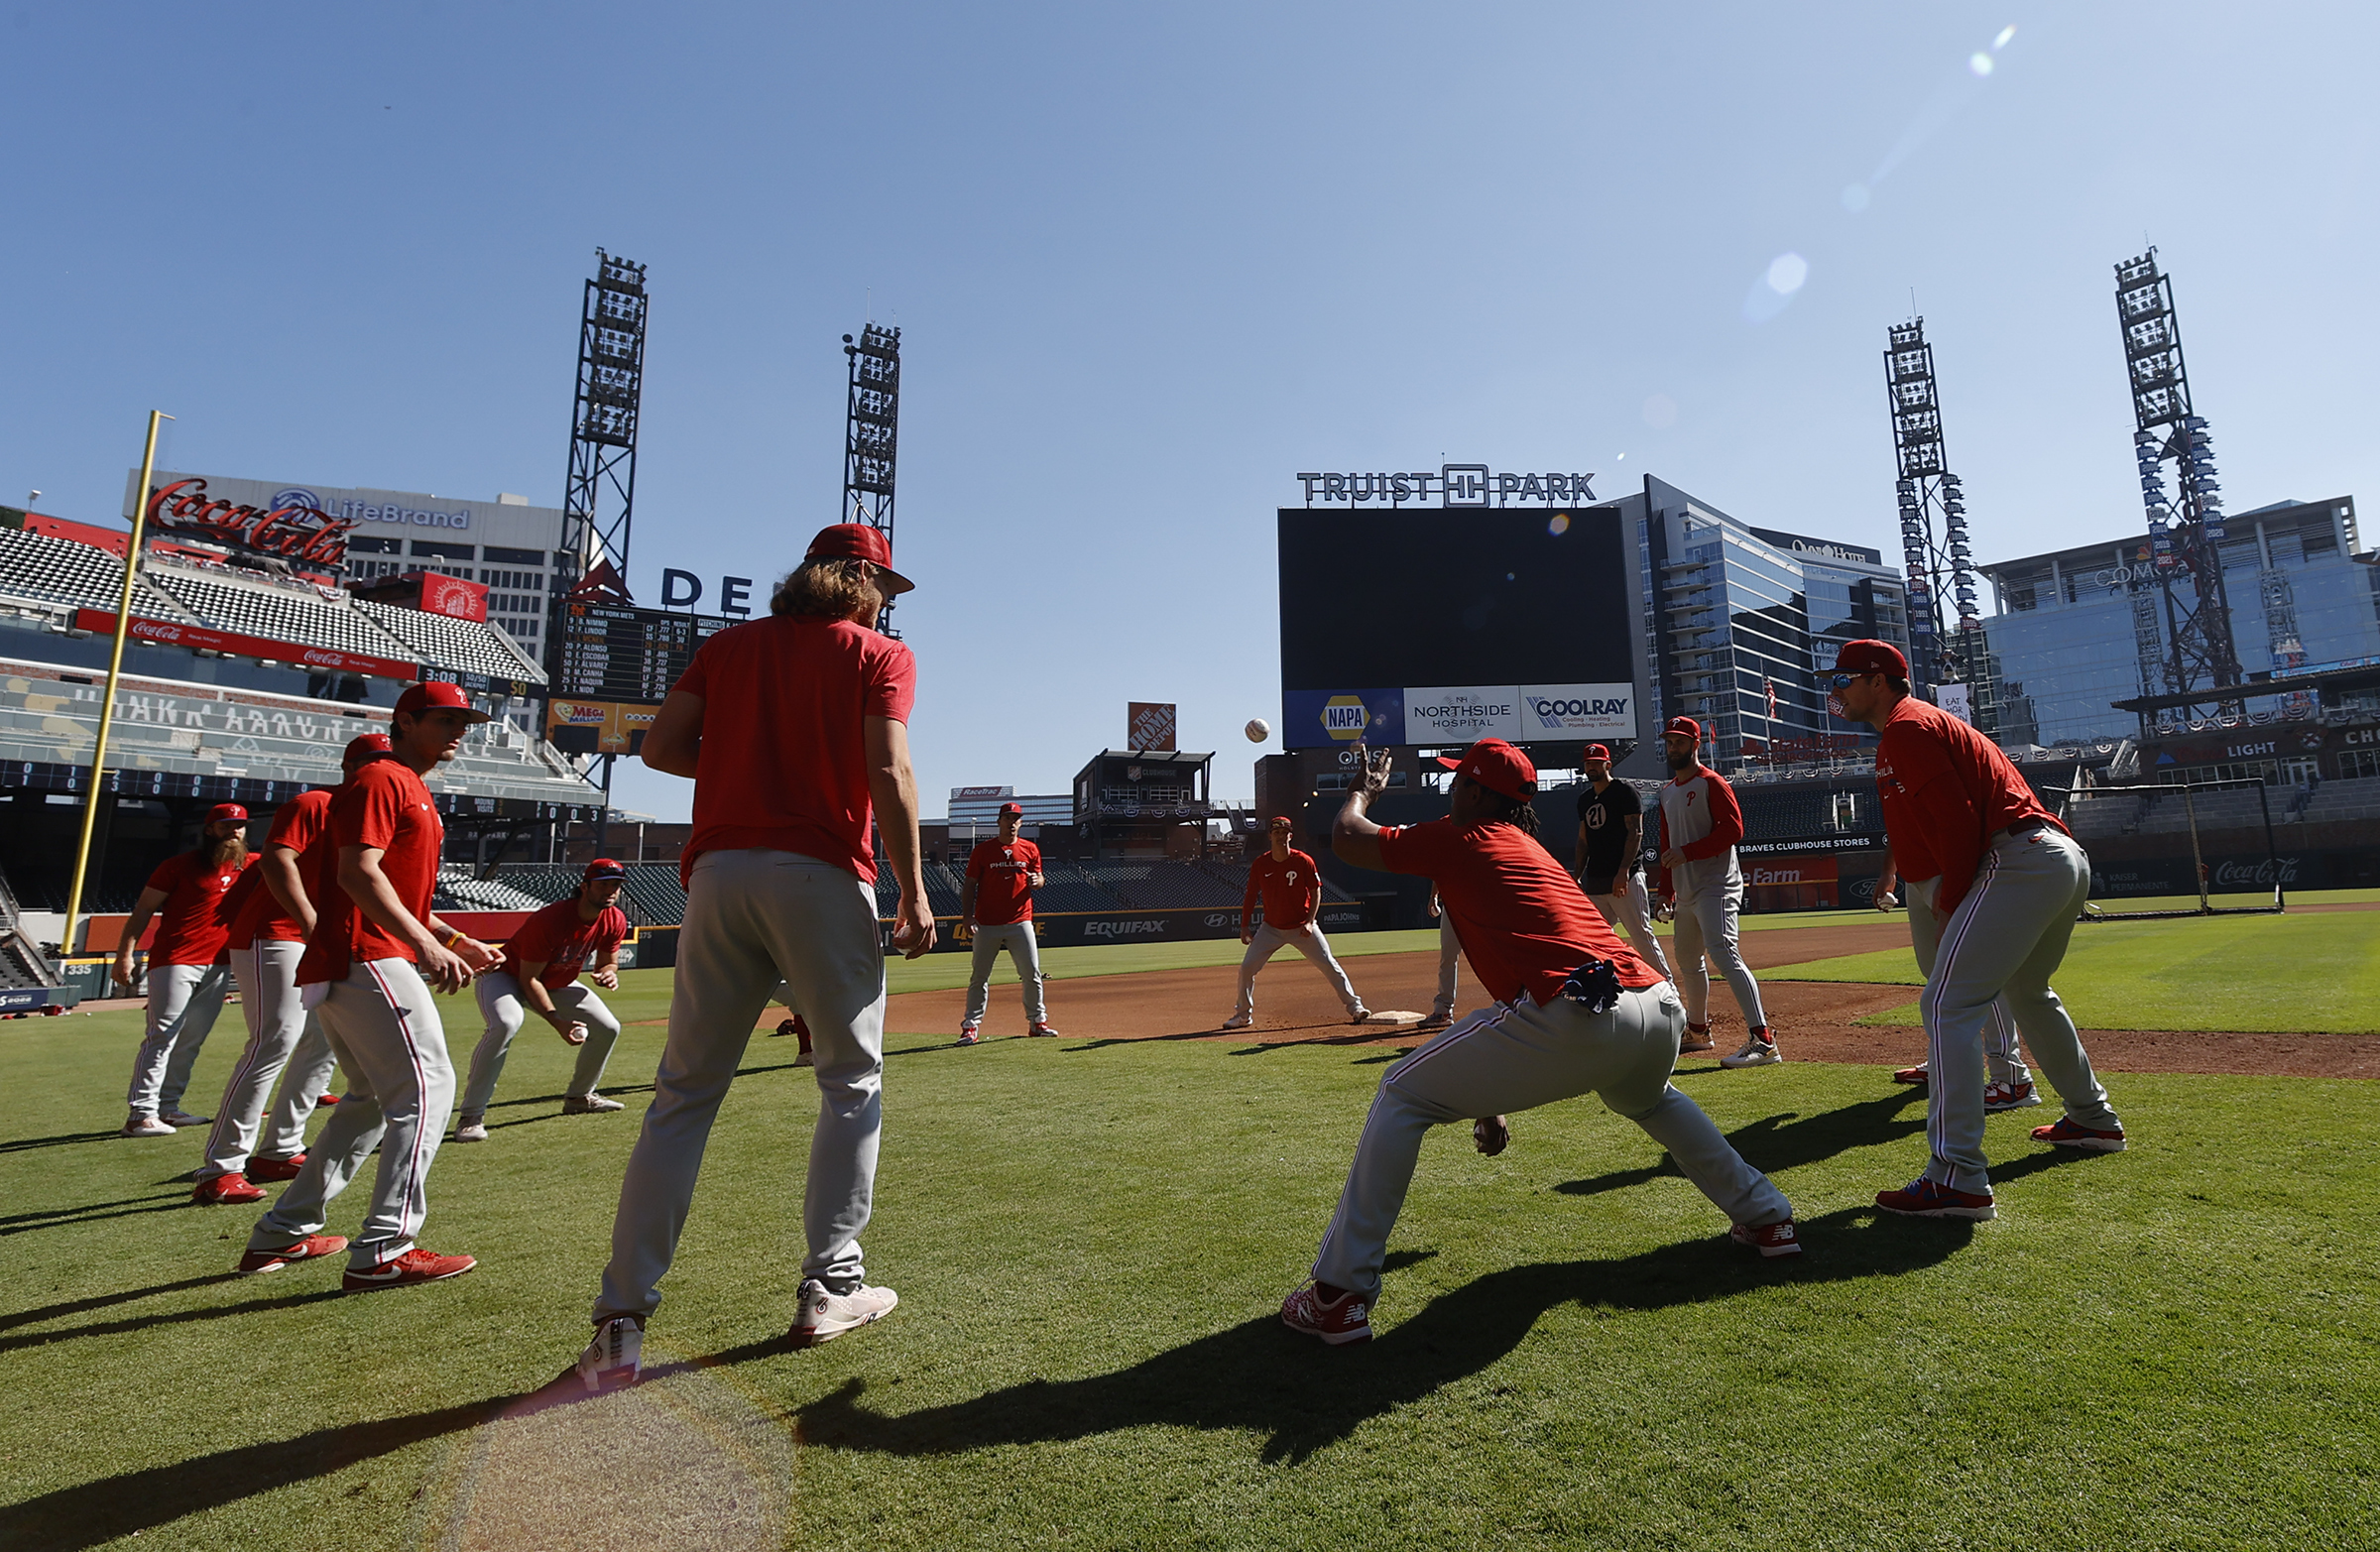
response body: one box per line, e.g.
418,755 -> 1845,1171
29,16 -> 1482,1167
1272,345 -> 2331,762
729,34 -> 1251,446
72,608 -> 418,680
144,478 -> 357,565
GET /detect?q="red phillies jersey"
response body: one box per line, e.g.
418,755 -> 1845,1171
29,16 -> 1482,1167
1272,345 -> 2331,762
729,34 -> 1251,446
298,760 -> 443,985
500,898 -> 629,990
966,838 -> 1040,925
223,788 -> 334,946
673,616 -> 917,887
1377,817 -> 1661,1006
1874,695 -> 2066,915
1243,848 -> 1322,930
141,851 -> 252,967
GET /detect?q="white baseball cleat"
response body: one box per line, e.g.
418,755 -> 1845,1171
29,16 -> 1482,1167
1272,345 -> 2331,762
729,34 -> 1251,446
453,1115 -> 489,1142
577,1317 -> 645,1393
121,1111 -> 176,1138
160,1108 -> 211,1128
1720,1030 -> 1782,1068
1348,1006 -> 1372,1024
788,1278 -> 897,1348
1220,1013 -> 1253,1030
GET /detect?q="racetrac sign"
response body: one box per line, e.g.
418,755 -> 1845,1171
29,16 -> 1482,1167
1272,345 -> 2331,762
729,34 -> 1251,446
72,608 -> 419,681
1284,683 -> 1633,748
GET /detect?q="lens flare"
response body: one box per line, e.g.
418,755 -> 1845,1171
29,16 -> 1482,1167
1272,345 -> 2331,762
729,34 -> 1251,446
1968,52 -> 1993,76
1842,182 -> 1871,213
1548,514 -> 1571,537
1993,24 -> 2016,49
1767,252 -> 1809,294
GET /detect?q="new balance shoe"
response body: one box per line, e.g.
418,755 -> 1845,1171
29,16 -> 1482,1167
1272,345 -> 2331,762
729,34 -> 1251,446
453,1115 -> 489,1142
247,1152 -> 306,1182
2033,1117 -> 2126,1152
1027,1022 -> 1061,1037
191,1172 -> 266,1206
1721,1028 -> 1782,1069
237,1234 -> 349,1274
343,1248 -> 477,1292
787,1277 -> 897,1348
1875,1177 -> 1997,1221
1280,1281 -> 1372,1345
121,1111 -> 176,1138
1983,1080 -> 2043,1113
1220,1013 -> 1253,1031
1729,1220 -> 1804,1257
957,1019 -> 981,1046
1892,1062 -> 1929,1085
159,1108 -> 210,1128
1678,1022 -> 1717,1055
562,1094 -> 625,1114
576,1317 -> 645,1393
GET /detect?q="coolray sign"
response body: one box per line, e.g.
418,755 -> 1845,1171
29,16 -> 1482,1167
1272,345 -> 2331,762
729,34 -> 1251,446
1293,466 -> 1598,508
1284,682 -> 1634,747
71,608 -> 419,680
1521,683 -> 1632,738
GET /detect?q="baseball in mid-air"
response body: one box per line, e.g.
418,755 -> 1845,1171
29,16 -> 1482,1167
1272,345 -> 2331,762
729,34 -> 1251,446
1244,718 -> 1270,744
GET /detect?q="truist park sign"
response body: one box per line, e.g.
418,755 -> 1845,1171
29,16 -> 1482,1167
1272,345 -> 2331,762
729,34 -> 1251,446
1294,465 -> 1598,508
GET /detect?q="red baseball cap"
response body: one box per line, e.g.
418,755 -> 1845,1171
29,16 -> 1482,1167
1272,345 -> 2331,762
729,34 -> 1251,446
205,802 -> 248,824
1831,639 -> 1910,679
343,732 -> 393,767
1000,801 -> 1024,816
584,858 -> 628,881
1436,738 -> 1537,801
806,524 -> 914,595
395,680 -> 492,725
1664,716 -> 1703,742
1583,744 -> 1612,762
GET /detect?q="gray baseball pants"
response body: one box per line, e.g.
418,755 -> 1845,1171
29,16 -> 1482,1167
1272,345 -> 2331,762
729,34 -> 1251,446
460,972 -> 624,1116
1236,921 -> 1362,1018
1591,871 -> 1673,981
964,920 -> 1046,1025
198,941 -> 339,1180
1311,984 -> 1791,1301
596,849 -> 886,1323
1671,880 -> 1768,1029
249,958 -> 453,1270
1915,827 -> 2120,1194
1905,891 -> 2029,1087
1429,914 -> 1461,1019
125,961 -> 231,1117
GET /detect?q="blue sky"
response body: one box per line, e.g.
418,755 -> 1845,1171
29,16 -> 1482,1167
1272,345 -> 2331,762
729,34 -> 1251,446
4,4 -> 2373,821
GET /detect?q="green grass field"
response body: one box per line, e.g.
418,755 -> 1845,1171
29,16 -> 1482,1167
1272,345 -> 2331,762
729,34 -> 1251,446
3,968 -> 2376,1550
1765,911 -> 2380,1033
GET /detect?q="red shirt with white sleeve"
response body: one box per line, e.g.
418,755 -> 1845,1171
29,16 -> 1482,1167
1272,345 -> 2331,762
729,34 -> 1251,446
298,760 -> 443,985
1654,765 -> 1744,899
1376,817 -> 1661,1007
672,616 -> 917,887
500,898 -> 630,990
142,851 -> 252,967
966,838 -> 1040,926
1243,848 -> 1322,932
222,787 -> 334,947
1874,695 -> 2065,915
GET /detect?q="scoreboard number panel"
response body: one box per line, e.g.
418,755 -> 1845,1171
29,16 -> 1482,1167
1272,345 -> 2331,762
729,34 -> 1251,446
553,601 -> 736,705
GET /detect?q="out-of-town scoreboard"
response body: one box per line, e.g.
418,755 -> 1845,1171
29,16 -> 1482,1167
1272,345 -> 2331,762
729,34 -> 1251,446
545,601 -> 736,755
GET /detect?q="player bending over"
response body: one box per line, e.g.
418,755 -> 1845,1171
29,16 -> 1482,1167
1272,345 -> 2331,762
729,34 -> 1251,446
1829,640 -> 2125,1223
1223,815 -> 1368,1030
1654,716 -> 1779,1067
117,803 -> 253,1135
1281,739 -> 1800,1346
453,858 -> 633,1141
956,801 -> 1059,1042
1875,854 -> 2039,1110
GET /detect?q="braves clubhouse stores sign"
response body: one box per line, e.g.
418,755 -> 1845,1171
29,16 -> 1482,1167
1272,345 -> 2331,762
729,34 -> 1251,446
72,609 -> 418,681
1294,465 -> 1598,507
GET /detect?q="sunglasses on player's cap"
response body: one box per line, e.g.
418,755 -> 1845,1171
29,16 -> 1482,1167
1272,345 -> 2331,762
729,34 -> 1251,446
1664,716 -> 1703,742
1826,638 -> 1909,690
205,802 -> 248,824
395,680 -> 493,724
584,858 -> 628,882
806,524 -> 915,595
1436,738 -> 1537,800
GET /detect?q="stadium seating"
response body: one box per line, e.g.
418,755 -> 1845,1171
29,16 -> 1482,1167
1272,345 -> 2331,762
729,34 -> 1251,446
0,526 -> 196,620
148,567 -> 416,662
354,597 -> 541,681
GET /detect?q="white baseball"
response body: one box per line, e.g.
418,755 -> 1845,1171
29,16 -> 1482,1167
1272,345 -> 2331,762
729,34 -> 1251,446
1244,718 -> 1270,743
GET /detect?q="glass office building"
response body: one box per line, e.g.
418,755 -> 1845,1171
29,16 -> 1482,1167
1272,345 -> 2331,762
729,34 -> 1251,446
1978,497 -> 2375,745
1622,475 -> 1911,766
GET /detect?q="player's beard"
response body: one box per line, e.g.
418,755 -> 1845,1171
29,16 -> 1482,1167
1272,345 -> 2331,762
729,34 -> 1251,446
204,832 -> 248,869
1663,747 -> 1696,772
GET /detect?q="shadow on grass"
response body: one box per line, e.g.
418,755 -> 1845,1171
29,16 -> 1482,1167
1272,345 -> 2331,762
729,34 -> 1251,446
0,1129 -> 137,1156
792,1204 -> 1971,1465
0,1284 -> 347,1356
0,1197 -> 202,1239
0,1272 -> 244,1333
1555,1089 -> 1929,1198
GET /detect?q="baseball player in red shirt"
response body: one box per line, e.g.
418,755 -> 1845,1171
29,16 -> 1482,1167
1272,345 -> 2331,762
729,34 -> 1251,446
574,524 -> 934,1392
1654,716 -> 1779,1068
1282,740 -> 1799,1344
117,802 -> 253,1136
957,801 -> 1058,1042
1829,640 -> 2125,1221
191,734 -> 390,1203
1222,815 -> 1368,1030
237,680 -> 502,1285
452,858 -> 633,1140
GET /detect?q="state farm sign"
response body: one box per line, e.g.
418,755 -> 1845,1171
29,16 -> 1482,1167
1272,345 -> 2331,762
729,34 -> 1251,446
144,479 -> 358,566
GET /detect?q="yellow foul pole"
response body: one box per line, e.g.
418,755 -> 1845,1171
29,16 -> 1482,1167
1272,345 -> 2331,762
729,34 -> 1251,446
60,411 -> 171,954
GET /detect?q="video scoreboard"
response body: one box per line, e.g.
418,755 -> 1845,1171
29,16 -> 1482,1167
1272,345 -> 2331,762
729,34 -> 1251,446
552,600 -> 735,705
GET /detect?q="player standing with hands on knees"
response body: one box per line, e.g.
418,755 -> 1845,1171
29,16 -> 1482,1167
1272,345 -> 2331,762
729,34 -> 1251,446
1281,739 -> 1800,1345
1572,743 -> 1671,983
1829,639 -> 2126,1222
452,858 -> 633,1140
957,801 -> 1058,1042
238,681 -> 503,1286
1654,716 -> 1779,1067
117,804 -> 252,1135
1223,814 -> 1368,1030
1875,851 -> 2038,1106
573,524 -> 934,1392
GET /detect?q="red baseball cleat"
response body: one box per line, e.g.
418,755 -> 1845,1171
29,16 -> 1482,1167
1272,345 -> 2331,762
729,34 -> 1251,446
1892,1063 -> 1929,1085
191,1172 -> 267,1206
1729,1220 -> 1804,1257
1875,1177 -> 1997,1221
247,1153 -> 306,1182
1280,1281 -> 1372,1345
342,1248 -> 478,1292
2032,1117 -> 2126,1152
1027,1022 -> 1061,1037
315,1094 -> 339,1108
237,1234 -> 349,1274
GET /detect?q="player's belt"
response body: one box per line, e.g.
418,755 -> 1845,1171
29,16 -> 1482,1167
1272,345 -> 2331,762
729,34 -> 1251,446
1993,817 -> 2053,843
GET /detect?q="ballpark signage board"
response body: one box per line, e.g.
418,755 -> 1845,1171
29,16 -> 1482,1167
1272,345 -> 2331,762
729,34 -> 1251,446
544,697 -> 657,756
417,572 -> 490,623
72,608 -> 419,681
1292,467 -> 1596,508
1127,702 -> 1178,751
1285,683 -> 1631,748
125,469 -> 567,554
138,478 -> 358,567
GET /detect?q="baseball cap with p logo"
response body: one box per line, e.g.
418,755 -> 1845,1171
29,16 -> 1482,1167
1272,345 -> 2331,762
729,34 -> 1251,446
1435,738 -> 1537,801
1830,639 -> 1910,679
806,524 -> 914,595
1663,716 -> 1703,743
205,803 -> 248,824
395,680 -> 493,725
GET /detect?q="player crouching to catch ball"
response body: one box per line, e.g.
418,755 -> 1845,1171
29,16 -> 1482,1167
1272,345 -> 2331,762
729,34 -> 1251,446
451,857 -> 633,1141
572,524 -> 934,1393
1281,740 -> 1801,1346
956,801 -> 1058,1042
1829,640 -> 2126,1221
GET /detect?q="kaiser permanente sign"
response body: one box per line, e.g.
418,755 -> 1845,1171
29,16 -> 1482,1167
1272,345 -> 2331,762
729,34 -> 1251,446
1281,684 -> 1634,748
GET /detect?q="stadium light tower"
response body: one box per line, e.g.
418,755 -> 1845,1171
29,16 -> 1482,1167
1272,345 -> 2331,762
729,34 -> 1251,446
1883,317 -> 1981,699
2114,248 -> 2242,720
842,323 -> 901,635
558,250 -> 649,602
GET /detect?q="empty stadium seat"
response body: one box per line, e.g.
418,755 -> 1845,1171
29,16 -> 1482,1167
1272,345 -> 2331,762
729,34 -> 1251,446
354,598 -> 543,682
147,567 -> 417,662
0,526 -> 197,619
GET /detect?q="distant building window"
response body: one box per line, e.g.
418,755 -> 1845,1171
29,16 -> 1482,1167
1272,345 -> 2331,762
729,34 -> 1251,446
412,539 -> 477,560
483,545 -> 544,565
347,536 -> 402,554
